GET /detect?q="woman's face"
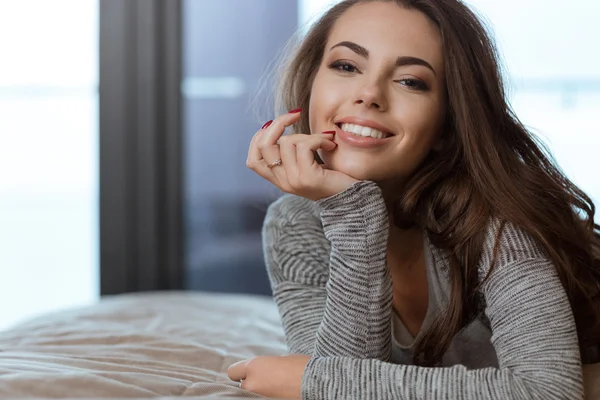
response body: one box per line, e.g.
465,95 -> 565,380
309,1 -> 446,186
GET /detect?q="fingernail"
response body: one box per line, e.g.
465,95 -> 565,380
261,120 -> 273,129
322,130 -> 336,135
289,108 -> 302,114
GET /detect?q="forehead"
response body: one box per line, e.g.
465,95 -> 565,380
326,2 -> 444,67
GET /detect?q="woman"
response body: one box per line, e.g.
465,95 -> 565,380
228,0 -> 600,398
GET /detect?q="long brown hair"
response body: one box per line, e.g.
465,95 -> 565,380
274,0 -> 600,365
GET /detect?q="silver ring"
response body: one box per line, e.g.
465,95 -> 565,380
267,159 -> 282,168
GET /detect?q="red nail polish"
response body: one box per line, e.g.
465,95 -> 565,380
289,108 -> 302,114
322,130 -> 336,135
261,120 -> 273,129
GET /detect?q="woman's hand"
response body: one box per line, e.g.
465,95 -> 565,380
247,110 -> 358,201
228,354 -> 310,399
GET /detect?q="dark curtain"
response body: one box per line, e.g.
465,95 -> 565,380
99,0 -> 183,295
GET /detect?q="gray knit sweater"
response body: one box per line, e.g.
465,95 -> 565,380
262,180 -> 585,399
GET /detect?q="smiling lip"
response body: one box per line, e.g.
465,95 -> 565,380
334,124 -> 394,148
334,117 -> 395,148
335,117 -> 394,136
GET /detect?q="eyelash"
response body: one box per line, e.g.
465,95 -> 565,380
327,61 -> 429,92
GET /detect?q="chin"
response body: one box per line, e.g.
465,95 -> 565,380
321,153 -> 389,183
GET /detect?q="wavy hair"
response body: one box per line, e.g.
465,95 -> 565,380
273,0 -> 600,365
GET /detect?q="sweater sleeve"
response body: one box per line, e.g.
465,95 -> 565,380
300,224 -> 584,400
262,180 -> 393,360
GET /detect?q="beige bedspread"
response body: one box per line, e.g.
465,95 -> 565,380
0,292 -> 285,399
0,291 -> 599,399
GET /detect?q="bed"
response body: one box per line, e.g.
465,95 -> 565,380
0,291 -> 599,399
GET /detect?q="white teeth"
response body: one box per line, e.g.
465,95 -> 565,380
340,123 -> 388,139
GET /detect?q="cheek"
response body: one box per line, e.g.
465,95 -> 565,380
308,71 -> 325,129
395,98 -> 442,144
309,72 -> 347,132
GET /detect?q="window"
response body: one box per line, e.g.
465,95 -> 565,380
467,0 -> 600,206
300,0 -> 600,207
0,0 -> 99,330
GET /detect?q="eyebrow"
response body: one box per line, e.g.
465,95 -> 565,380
329,41 -> 436,76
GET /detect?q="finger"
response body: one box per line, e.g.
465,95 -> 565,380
247,121 -> 279,184
279,133 -> 333,182
247,129 -> 266,164
257,109 -> 302,164
281,132 -> 335,147
278,135 -> 299,183
228,359 -> 250,382
247,132 -> 282,186
257,112 -> 302,189
247,118 -> 276,163
297,135 -> 336,169
260,119 -> 274,130
260,143 -> 288,188
260,109 -> 302,146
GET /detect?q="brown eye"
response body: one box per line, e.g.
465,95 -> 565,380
329,61 -> 360,74
396,78 -> 429,91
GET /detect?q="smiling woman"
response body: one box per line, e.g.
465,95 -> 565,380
308,3 -> 445,184
236,0 -> 600,399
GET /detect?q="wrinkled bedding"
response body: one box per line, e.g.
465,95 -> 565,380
0,291 -> 599,399
0,292 -> 286,399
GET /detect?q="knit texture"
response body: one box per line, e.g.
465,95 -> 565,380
263,180 -> 586,400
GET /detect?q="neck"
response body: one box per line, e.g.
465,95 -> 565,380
388,224 -> 423,266
375,180 -> 424,268
377,176 -> 409,210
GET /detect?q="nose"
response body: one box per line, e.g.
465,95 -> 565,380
354,79 -> 387,111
